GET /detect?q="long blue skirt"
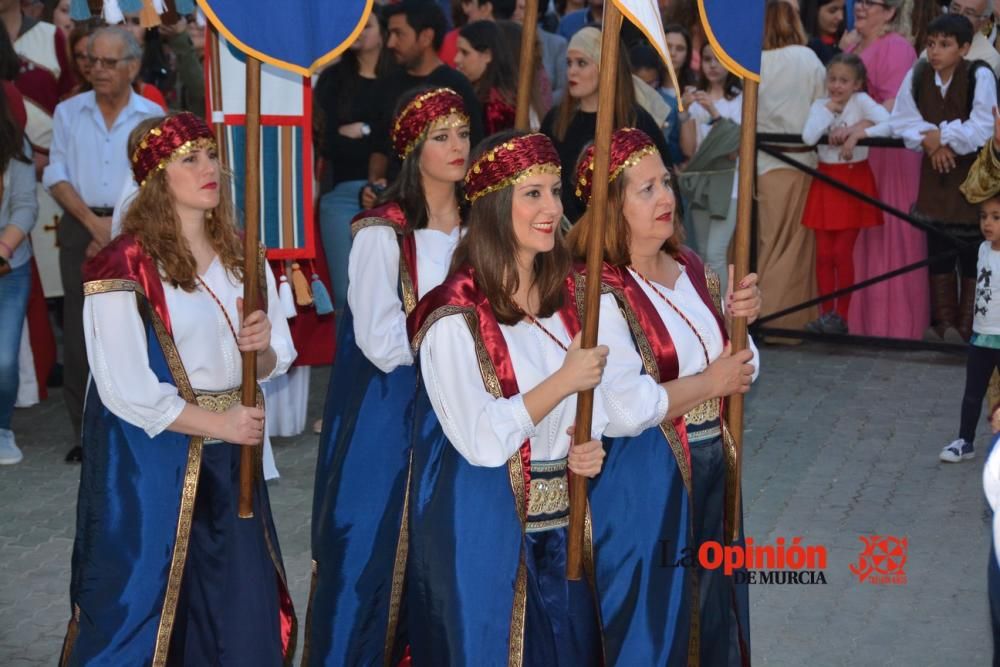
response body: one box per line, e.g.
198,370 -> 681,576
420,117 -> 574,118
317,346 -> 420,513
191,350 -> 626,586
690,435 -> 751,666
589,425 -> 692,665
166,442 -> 284,666
307,307 -> 415,666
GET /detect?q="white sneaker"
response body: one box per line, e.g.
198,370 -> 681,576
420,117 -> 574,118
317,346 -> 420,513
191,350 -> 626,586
939,438 -> 975,463
0,429 -> 23,465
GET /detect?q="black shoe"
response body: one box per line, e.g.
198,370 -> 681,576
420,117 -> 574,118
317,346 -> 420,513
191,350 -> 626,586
64,446 -> 82,463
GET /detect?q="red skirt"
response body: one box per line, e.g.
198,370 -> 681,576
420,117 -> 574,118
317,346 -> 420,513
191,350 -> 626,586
802,161 -> 883,231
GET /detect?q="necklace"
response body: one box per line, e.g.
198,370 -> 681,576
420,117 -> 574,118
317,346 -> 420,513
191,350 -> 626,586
629,265 -> 711,367
522,312 -> 569,352
197,276 -> 240,345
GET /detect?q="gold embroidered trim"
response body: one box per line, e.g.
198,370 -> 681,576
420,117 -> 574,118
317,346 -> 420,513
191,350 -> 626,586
193,387 -> 242,413
83,278 -> 145,297
58,604 -> 81,667
399,252 -> 417,316
508,556 -> 528,667
350,216 -> 402,239
722,423 -> 741,545
705,266 -> 723,315
576,144 -> 659,201
524,516 -> 570,533
467,163 -> 561,203
659,421 -> 693,497
301,560 -> 318,667
384,450 -> 413,666
260,490 -> 297,667
686,398 -> 721,425
526,473 -> 568,517
136,137 -> 218,187
397,112 -> 470,159
148,301 -> 202,667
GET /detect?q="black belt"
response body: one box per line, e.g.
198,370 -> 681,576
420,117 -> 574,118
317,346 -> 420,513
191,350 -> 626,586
89,207 -> 114,216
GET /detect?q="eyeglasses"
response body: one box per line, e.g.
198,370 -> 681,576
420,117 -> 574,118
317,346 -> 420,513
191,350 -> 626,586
86,55 -> 136,69
854,0 -> 889,8
947,2 -> 990,19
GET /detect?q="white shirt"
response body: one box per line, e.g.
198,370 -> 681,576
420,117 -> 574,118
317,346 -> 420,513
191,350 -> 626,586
757,45 -> 827,175
975,242 -> 1000,335
599,266 -> 760,438
688,94 -> 744,198
347,224 -> 462,374
43,90 -> 162,207
420,311 -> 609,467
889,64 -> 996,155
84,259 -> 296,438
802,92 -> 892,164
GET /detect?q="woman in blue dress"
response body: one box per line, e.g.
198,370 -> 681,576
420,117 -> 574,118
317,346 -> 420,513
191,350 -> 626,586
567,127 -> 761,666
305,87 -> 470,666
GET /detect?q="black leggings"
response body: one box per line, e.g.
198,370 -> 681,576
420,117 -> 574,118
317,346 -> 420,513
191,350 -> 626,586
959,344 -> 1000,443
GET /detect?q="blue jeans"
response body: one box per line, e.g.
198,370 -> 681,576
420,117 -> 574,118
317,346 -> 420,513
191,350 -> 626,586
319,180 -> 366,315
0,261 -> 31,429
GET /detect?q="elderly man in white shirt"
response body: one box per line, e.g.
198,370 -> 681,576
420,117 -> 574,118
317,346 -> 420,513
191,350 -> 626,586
42,25 -> 161,461
941,0 -> 1000,75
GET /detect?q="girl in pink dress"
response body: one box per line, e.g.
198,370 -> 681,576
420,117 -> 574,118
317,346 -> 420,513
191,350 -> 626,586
844,1 -> 928,339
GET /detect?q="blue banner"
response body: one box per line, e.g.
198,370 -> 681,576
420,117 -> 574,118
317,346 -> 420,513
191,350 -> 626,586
698,0 -> 765,81
197,0 -> 373,75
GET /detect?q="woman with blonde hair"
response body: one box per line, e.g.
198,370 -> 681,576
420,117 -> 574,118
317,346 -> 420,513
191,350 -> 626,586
755,0 -> 827,338
62,112 -> 297,665
540,26 -> 671,222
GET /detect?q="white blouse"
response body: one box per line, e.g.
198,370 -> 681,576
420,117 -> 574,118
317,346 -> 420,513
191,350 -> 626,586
83,259 -> 296,438
347,225 -> 461,374
801,92 -> 891,164
599,266 -> 760,438
420,311 -> 609,468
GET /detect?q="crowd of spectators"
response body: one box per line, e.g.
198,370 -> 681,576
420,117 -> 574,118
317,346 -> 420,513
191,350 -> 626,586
312,0 -> 1000,344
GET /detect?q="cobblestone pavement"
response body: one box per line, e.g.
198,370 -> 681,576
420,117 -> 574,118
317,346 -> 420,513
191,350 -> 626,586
0,343 -> 992,666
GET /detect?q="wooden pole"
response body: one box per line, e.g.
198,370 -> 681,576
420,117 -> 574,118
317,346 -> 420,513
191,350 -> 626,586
566,2 -> 623,581
208,27 -> 229,171
238,55 -> 262,519
723,77 -> 758,543
514,0 -> 539,130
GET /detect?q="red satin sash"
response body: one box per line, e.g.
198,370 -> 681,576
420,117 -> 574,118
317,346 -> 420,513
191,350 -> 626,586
83,234 -> 174,335
408,264 -> 581,501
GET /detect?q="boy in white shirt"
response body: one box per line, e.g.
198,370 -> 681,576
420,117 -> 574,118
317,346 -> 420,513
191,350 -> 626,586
890,14 -> 996,341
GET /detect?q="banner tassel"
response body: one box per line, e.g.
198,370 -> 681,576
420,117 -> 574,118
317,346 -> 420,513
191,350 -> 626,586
278,274 -> 297,319
290,262 -> 313,307
310,261 -> 333,315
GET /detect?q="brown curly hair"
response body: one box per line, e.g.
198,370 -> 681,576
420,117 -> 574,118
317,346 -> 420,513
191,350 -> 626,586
122,116 -> 245,291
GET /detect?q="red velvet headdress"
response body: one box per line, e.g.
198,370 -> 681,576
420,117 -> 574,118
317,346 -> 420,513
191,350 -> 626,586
575,127 -> 660,205
391,88 -> 469,160
464,133 -> 561,203
131,112 -> 217,187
